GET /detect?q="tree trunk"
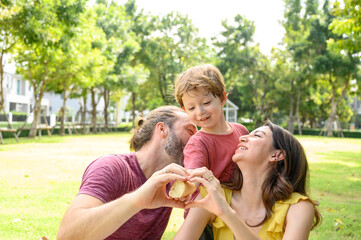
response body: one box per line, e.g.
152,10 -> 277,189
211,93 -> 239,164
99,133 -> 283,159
327,92 -> 337,137
29,98 -> 42,138
29,59 -> 49,138
159,73 -> 168,104
0,52 -> 4,112
90,87 -> 98,133
81,94 -> 87,135
251,75 -> 263,127
115,100 -> 120,126
103,89 -> 110,133
287,79 -> 295,134
131,91 -> 136,128
310,118 -> 316,129
0,40 -> 16,112
29,81 -> 46,138
326,73 -> 350,137
60,89 -> 67,136
295,87 -> 302,135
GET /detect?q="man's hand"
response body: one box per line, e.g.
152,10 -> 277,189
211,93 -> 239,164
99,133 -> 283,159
132,163 -> 189,210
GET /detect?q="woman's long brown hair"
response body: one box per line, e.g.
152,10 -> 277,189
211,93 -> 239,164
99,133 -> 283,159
223,121 -> 322,229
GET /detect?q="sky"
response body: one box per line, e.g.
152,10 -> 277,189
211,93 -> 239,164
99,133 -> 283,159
136,0 -> 285,55
4,0 -> 285,73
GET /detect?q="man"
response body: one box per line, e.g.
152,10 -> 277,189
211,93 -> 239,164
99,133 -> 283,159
57,106 -> 197,240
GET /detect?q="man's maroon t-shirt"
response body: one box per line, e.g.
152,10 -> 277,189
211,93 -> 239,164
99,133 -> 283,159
78,153 -> 172,240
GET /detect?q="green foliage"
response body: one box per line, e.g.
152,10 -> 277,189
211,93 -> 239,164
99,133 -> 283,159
9,0 -> 87,137
294,128 -> 361,138
0,0 -> 23,110
329,0 -> 361,53
2,0 -> 361,132
214,14 -> 278,126
135,11 -> 210,106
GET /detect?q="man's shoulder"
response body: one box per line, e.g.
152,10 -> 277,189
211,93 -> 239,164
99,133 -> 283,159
88,153 -> 137,171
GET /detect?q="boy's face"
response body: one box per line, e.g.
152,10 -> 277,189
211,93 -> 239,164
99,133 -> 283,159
181,88 -> 226,132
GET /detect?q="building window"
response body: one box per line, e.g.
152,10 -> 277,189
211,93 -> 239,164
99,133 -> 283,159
17,79 -> 20,95
6,76 -> 12,88
10,102 -> 16,111
21,80 -> 26,95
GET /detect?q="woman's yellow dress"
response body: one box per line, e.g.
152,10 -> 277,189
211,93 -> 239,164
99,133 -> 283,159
199,188 -> 310,240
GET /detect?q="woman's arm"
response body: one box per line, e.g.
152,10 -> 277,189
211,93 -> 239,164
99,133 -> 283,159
173,202 -> 213,240
283,200 -> 315,240
186,178 -> 261,240
186,168 -> 261,240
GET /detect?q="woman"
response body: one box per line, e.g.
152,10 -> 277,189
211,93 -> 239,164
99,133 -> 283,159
175,121 -> 321,240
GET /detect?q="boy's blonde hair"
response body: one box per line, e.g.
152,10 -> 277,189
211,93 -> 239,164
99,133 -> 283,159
174,64 -> 226,107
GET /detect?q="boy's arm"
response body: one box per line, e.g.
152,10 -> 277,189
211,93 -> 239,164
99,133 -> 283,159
183,138 -> 209,170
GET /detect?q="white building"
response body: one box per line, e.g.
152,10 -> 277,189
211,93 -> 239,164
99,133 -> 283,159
224,99 -> 238,123
2,71 -> 107,124
2,71 -> 51,116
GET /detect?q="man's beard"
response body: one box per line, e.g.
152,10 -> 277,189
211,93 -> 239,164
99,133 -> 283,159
164,130 -> 185,166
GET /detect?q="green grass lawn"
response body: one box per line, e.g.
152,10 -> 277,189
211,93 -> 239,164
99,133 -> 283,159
0,133 -> 360,239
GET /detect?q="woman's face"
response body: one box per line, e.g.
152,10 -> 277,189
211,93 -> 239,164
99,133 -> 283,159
232,126 -> 275,165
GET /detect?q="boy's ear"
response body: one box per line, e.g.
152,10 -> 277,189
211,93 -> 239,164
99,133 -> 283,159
221,91 -> 227,105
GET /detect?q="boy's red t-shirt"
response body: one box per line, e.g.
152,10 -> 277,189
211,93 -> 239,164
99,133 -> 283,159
183,122 -> 249,183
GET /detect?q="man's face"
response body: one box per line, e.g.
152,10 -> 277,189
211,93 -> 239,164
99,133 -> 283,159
165,112 -> 197,166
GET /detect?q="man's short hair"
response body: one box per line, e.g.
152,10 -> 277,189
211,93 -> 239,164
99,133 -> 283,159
129,106 -> 184,151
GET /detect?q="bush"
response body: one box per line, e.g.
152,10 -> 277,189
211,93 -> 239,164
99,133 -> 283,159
294,128 -> 361,138
0,124 -> 133,140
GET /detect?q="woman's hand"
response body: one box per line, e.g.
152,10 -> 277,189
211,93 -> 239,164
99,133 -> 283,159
132,163 -> 188,210
185,167 -> 230,217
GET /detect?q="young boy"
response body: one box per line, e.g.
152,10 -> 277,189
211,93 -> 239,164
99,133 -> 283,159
174,64 -> 249,185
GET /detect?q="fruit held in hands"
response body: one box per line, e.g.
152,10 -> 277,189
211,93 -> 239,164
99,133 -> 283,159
169,180 -> 196,198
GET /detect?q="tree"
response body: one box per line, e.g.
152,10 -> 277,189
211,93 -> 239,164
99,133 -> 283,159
47,1 -> 87,135
329,0 -> 361,114
281,0 -> 320,134
94,0 -> 138,131
329,0 -> 361,53
312,0 -> 360,136
48,40 -> 84,136
214,14 -> 276,126
82,16 -> 109,134
136,11 -> 209,106
0,0 -> 22,112
13,0 -> 85,138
